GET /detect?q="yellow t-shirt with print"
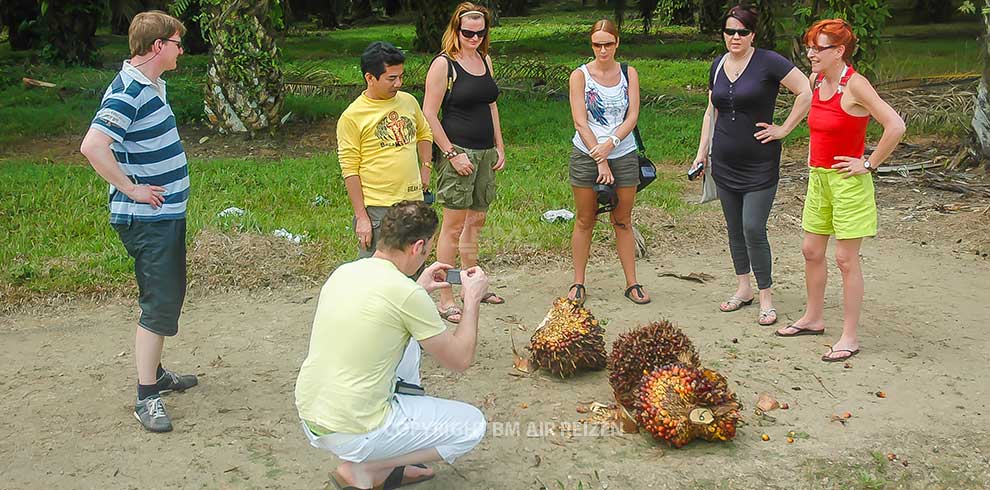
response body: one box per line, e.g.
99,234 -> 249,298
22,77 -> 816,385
294,257 -> 446,434
336,91 -> 433,207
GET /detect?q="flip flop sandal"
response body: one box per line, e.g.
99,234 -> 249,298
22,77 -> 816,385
380,465 -> 435,490
720,296 -> 754,312
437,306 -> 462,324
567,284 -> 586,306
624,284 -> 651,305
480,292 -> 506,305
821,347 -> 860,363
774,324 -> 825,337
758,308 -> 778,326
329,470 -> 371,490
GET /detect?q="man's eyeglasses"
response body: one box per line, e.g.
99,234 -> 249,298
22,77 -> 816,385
161,38 -> 182,49
806,45 -> 837,54
722,28 -> 752,37
459,28 -> 487,39
592,42 -> 617,49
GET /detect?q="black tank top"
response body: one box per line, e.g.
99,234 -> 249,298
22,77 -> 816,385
440,57 -> 500,150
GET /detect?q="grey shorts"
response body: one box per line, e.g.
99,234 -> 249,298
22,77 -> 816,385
568,146 -> 640,188
355,205 -> 390,258
112,219 -> 187,337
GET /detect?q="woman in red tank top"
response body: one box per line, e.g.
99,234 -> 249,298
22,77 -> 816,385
774,20 -> 905,363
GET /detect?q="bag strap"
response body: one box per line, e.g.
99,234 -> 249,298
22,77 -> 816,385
437,54 -> 456,114
706,54 -> 728,161
620,62 -> 645,153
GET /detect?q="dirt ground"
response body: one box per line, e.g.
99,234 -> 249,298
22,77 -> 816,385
2,153 -> 990,489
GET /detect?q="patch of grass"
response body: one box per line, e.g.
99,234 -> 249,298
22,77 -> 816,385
0,94 -> 690,297
0,8 -> 981,298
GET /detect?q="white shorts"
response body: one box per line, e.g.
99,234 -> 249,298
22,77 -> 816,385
301,340 -> 486,464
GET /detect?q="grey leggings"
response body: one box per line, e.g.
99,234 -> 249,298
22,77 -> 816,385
716,183 -> 778,290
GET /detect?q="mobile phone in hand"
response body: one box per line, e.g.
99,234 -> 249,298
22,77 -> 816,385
445,269 -> 462,285
688,163 -> 704,181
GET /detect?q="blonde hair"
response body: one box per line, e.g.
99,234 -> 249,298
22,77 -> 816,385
129,10 -> 186,56
440,2 -> 491,59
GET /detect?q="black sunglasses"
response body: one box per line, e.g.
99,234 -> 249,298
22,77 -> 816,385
592,41 -> 617,49
722,28 -> 752,37
459,28 -> 488,39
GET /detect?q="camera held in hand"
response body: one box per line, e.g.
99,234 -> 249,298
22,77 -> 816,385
594,183 -> 618,215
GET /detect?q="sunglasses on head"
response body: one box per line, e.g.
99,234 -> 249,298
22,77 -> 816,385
459,28 -> 487,39
722,28 -> 752,37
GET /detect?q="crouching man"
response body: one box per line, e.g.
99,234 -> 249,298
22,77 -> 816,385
295,200 -> 489,490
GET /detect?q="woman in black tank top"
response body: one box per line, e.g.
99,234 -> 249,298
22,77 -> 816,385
423,2 -> 506,323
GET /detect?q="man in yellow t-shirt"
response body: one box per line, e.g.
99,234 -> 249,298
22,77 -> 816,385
296,201 -> 490,490
339,41 -> 434,258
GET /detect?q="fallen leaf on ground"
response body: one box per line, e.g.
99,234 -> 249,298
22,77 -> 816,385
756,393 -> 780,412
658,272 -> 715,283
617,405 -> 639,433
509,335 -> 534,374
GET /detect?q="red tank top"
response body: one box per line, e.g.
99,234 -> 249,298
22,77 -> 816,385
807,66 -> 870,169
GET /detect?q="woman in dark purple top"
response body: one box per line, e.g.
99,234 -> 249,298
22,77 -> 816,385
690,4 -> 811,326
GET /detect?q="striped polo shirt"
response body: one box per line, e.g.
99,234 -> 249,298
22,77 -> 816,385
90,61 -> 189,225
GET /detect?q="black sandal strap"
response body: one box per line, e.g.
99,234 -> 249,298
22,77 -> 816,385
624,284 -> 643,298
569,283 -> 585,299
383,466 -> 405,490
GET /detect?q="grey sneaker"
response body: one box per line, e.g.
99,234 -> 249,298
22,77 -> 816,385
157,369 -> 198,394
134,396 -> 172,432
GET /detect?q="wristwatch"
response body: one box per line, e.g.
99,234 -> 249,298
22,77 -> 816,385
422,160 -> 433,169
608,135 -> 621,146
863,159 -> 876,172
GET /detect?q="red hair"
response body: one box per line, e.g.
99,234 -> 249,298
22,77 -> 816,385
804,19 -> 857,64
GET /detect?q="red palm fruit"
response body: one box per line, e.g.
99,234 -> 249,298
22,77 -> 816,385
528,298 -> 607,378
607,320 -> 701,411
635,363 -> 742,448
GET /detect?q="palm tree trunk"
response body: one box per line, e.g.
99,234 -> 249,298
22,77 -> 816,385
698,0 -> 725,35
202,0 -> 285,135
974,0 -> 990,165
1,0 -> 41,50
414,0 -> 455,52
754,0 -> 776,50
40,0 -> 103,65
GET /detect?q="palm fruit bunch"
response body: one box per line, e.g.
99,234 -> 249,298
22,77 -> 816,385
635,364 -> 741,448
528,298 -> 607,378
607,320 -> 700,411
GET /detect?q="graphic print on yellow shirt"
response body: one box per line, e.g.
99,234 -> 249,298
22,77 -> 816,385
376,111 -> 416,147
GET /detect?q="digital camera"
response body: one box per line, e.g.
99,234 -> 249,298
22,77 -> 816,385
594,183 -> 618,214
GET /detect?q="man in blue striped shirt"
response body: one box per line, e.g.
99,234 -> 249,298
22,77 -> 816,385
81,10 -> 197,433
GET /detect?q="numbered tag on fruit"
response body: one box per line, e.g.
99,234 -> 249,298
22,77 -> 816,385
689,408 -> 715,425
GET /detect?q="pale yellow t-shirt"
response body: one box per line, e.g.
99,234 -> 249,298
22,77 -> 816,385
336,91 -> 433,207
295,258 -> 446,434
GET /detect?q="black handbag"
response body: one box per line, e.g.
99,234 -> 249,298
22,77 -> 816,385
620,63 -> 657,192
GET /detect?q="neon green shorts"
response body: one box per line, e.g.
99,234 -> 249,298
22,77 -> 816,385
801,167 -> 877,240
